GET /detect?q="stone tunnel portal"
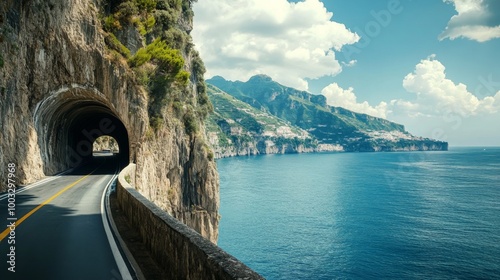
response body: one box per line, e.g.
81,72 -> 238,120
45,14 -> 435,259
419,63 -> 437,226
67,106 -> 129,165
34,87 -> 130,175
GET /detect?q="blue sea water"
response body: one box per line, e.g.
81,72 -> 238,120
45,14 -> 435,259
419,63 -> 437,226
216,147 -> 500,279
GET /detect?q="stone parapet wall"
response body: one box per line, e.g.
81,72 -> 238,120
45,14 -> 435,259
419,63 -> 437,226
116,164 -> 264,280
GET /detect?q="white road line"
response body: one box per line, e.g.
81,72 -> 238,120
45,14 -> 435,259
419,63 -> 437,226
101,172 -> 134,280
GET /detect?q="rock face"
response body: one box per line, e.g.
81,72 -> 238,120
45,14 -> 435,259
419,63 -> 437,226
207,76 -> 448,155
206,84 -> 343,158
0,0 -> 219,242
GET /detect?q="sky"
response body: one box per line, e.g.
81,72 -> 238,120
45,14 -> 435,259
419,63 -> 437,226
192,0 -> 500,146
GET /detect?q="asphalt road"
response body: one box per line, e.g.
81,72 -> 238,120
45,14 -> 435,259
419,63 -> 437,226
0,155 -> 131,280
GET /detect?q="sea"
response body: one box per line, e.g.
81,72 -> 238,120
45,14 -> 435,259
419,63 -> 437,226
216,147 -> 500,280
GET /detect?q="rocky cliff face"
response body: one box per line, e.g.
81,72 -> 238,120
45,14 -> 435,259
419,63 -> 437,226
0,0 -> 219,242
206,84 -> 343,158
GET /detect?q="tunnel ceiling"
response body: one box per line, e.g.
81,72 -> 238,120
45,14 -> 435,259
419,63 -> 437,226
34,86 -> 130,174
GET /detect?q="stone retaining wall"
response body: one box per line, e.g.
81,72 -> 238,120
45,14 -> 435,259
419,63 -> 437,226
116,164 -> 264,280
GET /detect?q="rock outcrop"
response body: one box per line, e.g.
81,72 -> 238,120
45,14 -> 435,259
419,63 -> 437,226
0,0 -> 219,242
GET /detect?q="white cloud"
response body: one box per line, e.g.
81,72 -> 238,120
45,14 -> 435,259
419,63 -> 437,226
441,25 -> 500,42
321,83 -> 388,118
321,56 -> 500,123
400,55 -> 500,117
192,0 -> 359,91
342,60 -> 357,67
384,56 -> 500,145
439,0 -> 500,42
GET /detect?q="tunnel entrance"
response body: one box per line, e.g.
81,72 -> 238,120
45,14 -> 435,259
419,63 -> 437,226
34,86 -> 131,174
93,136 -> 120,154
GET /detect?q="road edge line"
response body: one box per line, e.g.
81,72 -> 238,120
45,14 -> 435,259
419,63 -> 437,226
101,173 -> 141,280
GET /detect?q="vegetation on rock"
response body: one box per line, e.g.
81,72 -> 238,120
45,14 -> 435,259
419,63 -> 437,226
100,0 -> 208,136
205,84 -> 321,157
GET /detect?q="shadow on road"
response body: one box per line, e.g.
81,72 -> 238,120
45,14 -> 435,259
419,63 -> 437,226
68,154 -> 126,176
0,154 -> 128,279
0,202 -> 122,280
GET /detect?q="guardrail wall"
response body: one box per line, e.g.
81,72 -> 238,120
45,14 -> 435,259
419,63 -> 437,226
116,164 -> 264,280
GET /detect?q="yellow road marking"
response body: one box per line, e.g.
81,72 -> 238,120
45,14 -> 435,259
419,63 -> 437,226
0,172 -> 94,242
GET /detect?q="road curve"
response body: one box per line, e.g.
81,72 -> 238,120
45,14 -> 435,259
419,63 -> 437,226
0,155 -> 132,280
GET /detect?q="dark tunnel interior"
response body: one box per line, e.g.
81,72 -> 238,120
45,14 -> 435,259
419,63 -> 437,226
34,90 -> 131,175
66,102 -> 129,167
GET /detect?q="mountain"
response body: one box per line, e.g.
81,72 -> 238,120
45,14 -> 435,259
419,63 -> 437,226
205,84 -> 344,158
205,75 -> 448,157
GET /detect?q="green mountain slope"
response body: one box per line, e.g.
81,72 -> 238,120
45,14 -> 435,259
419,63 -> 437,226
205,84 -> 341,157
206,75 -> 448,155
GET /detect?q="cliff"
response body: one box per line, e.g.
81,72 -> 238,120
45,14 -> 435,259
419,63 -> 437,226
0,0 -> 219,242
206,75 -> 448,154
206,84 -> 343,158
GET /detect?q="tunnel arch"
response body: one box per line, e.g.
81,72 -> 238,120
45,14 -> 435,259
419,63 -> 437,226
93,135 -> 120,153
34,85 -> 130,174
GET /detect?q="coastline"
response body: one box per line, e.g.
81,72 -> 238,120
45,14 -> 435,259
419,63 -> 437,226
211,140 -> 448,160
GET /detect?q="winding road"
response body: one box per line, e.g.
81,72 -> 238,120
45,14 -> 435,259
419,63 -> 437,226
0,155 -> 133,280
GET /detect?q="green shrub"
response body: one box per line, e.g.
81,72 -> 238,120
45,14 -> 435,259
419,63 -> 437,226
145,127 -> 155,140
207,148 -> 214,161
131,17 -> 147,35
196,81 -> 206,96
156,0 -> 168,10
129,48 -> 151,67
156,0 -> 181,11
175,70 -> 190,86
132,13 -> 155,36
150,115 -> 164,132
103,14 -> 121,31
162,28 -> 186,49
192,52 -> 206,77
134,67 -> 151,86
172,100 -> 183,114
184,39 -> 194,54
196,80 -> 213,117
0,53 -> 3,68
105,33 -> 131,58
129,38 -> 189,85
198,85 -> 209,105
136,0 -> 157,12
182,0 -> 195,18
183,109 -> 198,135
116,1 -> 139,22
154,9 -> 179,30
145,15 -> 156,32
103,0 -> 157,36
109,50 -> 123,62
